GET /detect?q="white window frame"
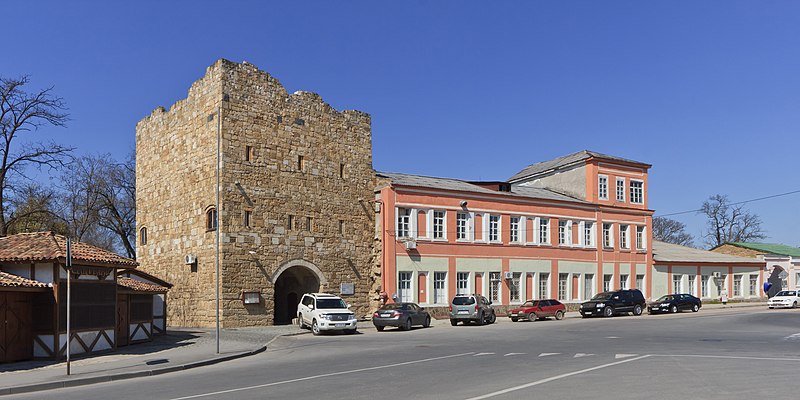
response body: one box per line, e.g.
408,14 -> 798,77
432,210 -> 446,240
672,274 -> 683,293
602,223 -> 614,248
603,274 -> 613,292
749,275 -> 758,296
488,214 -> 501,243
456,212 -> 473,241
630,180 -> 644,204
396,208 -> 411,238
616,177 -> 625,202
733,274 -> 742,297
398,271 -> 413,302
433,271 -> 447,304
456,272 -> 470,295
580,221 -> 595,247
598,175 -> 609,200
538,273 -> 550,299
636,274 -> 645,294
509,272 -> 522,303
539,218 -> 550,245
558,220 -> 573,246
620,274 -> 629,290
584,274 -> 594,300
510,216 -> 521,243
558,273 -> 569,300
701,275 -> 709,297
688,275 -> 696,296
619,224 -> 630,249
636,226 -> 646,250
489,272 -> 502,304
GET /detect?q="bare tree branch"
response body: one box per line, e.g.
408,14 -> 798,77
652,217 -> 694,246
700,194 -> 767,249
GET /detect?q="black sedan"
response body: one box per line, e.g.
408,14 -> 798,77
648,294 -> 702,314
372,302 -> 431,331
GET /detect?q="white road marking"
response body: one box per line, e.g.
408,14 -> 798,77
606,336 -> 619,339
573,353 -> 594,358
474,352 -> 495,357
615,354 -> 639,359
538,352 -> 560,357
464,355 -> 651,400
504,353 -> 526,357
167,352 -> 475,400
653,354 -> 800,362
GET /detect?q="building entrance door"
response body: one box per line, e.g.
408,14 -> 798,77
0,292 -> 33,362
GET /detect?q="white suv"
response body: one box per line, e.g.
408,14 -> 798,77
297,293 -> 358,335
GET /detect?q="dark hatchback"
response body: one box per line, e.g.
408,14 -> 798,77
580,289 -> 646,318
372,302 -> 431,331
648,294 -> 702,314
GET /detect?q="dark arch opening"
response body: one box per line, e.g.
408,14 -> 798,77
273,266 -> 320,325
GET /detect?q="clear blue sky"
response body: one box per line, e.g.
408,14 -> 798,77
3,1 -> 799,247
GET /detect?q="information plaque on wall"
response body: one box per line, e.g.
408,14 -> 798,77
340,283 -> 355,296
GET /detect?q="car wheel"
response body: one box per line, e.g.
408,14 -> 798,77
670,305 -> 678,313
476,312 -> 484,326
423,316 -> 431,328
769,306 -> 774,309
311,319 -> 321,336
692,304 -> 700,312
487,312 -> 496,324
450,319 -> 458,326
511,317 -> 519,322
555,310 -> 565,320
401,318 -> 412,331
376,325 -> 385,332
633,305 -> 643,316
345,329 -> 357,335
528,312 -> 537,322
603,306 -> 614,317
297,314 -> 305,329
794,302 -> 798,309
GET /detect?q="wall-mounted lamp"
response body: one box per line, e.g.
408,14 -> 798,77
459,200 -> 468,208
374,200 -> 382,213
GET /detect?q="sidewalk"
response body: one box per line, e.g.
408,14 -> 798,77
0,324 -> 308,396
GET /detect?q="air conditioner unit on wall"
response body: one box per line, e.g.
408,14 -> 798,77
404,240 -> 416,250
185,254 -> 197,265
712,272 -> 721,278
504,271 -> 514,280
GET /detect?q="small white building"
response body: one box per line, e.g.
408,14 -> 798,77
712,242 -> 800,297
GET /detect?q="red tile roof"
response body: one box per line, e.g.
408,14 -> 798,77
0,232 -> 138,268
0,271 -> 50,289
117,277 -> 168,293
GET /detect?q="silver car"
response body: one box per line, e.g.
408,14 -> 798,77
449,294 -> 496,326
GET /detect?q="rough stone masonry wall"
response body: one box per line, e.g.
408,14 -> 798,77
216,61 -> 378,326
136,61 -> 225,328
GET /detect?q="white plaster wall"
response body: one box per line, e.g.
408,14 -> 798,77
35,263 -> 54,283
3,264 -> 30,278
651,265 -> 669,298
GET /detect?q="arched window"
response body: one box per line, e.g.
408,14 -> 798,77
206,207 -> 217,231
139,227 -> 147,245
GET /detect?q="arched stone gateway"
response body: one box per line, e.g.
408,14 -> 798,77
272,260 -> 326,325
767,265 -> 787,298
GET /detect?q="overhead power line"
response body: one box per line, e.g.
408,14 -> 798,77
656,189 -> 800,217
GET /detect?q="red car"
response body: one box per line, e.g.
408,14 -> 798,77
508,299 -> 566,322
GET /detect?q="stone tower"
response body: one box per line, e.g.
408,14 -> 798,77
136,59 -> 378,327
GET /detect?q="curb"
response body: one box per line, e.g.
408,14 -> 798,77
0,331 -> 310,396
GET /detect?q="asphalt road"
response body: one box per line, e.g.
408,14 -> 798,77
10,307 -> 800,399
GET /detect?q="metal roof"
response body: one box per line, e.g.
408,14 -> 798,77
377,171 -> 586,204
508,150 -> 649,182
653,240 -> 764,264
721,242 -> 800,258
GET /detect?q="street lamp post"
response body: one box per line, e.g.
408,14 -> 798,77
215,106 -> 221,354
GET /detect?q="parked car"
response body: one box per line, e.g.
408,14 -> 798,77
297,293 -> 358,335
372,302 -> 431,331
508,299 -> 566,322
648,294 -> 702,314
768,290 -> 800,309
449,294 -> 496,326
580,289 -> 646,318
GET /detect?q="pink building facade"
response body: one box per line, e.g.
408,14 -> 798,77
376,151 -> 656,308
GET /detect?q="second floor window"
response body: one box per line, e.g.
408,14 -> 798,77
558,220 -> 572,245
636,226 -> 646,250
139,227 -> 147,245
433,210 -> 445,239
539,218 -> 550,244
456,212 -> 471,240
206,208 -> 217,231
488,215 -> 500,242
397,208 -> 411,238
598,175 -> 608,200
602,223 -> 613,248
620,224 -> 630,249
616,177 -> 625,202
630,180 -> 644,204
510,216 -> 520,243
583,222 -> 595,247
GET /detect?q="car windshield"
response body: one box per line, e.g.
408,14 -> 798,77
776,291 -> 797,297
316,298 -> 347,309
656,295 -> 674,302
521,301 -> 536,307
452,297 -> 475,305
591,292 -> 613,300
